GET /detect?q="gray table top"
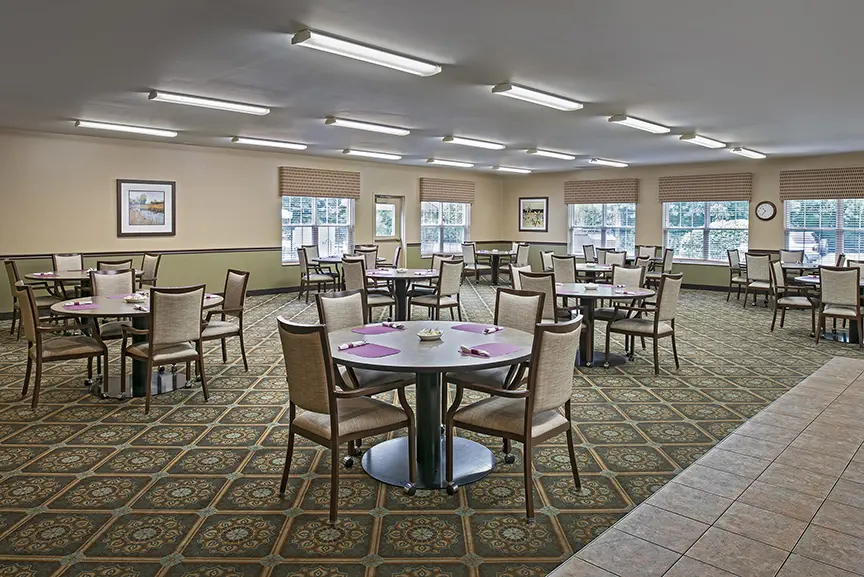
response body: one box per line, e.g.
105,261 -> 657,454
50,293 -> 224,318
26,269 -> 145,282
794,275 -> 864,287
475,249 -> 516,255
366,268 -> 439,280
575,263 -> 613,272
314,256 -> 386,264
781,262 -> 819,269
329,320 -> 533,373
555,283 -> 656,299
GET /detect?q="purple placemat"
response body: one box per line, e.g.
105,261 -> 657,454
451,324 -> 502,334
344,343 -> 401,358
352,325 -> 402,335
463,343 -> 524,358
64,303 -> 99,311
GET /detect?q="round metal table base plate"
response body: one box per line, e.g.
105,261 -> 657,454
361,436 -> 495,490
579,351 -> 628,367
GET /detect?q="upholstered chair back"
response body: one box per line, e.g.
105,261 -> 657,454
519,272 -> 557,322
149,286 -> 205,346
612,265 -> 645,288
551,255 -> 576,284
510,264 -> 531,290
437,260 -> 464,297
96,259 -> 133,271
530,319 -> 582,413
495,289 -> 545,334
656,274 -> 684,322
278,319 -> 333,415
341,257 -> 366,292
90,270 -> 135,296
53,253 -> 83,271
746,254 -> 771,283
317,290 -> 367,333
820,267 -> 860,308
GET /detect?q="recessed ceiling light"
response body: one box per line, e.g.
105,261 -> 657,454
608,114 -> 670,134
427,158 -> 474,168
680,133 -> 726,149
492,166 -> 532,174
491,83 -> 583,111
291,29 -> 442,77
74,120 -> 177,138
442,135 -> 505,150
148,90 -> 270,115
589,158 -> 629,168
231,137 -> 307,150
526,148 -> 576,160
729,147 -> 767,159
324,116 -> 410,136
343,149 -> 402,160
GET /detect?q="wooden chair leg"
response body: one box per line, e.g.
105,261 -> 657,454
726,280 -> 732,302
652,338 -> 659,375
102,352 -> 109,391
120,351 -> 127,398
197,343 -> 209,401
449,307 -> 455,320
859,317 -> 863,350
523,438 -> 534,521
329,440 -> 340,523
144,358 -> 154,414
564,402 -> 581,490
743,286 -> 750,308
31,359 -> 43,409
239,331 -> 249,372
220,338 -> 227,363
22,356 -> 32,397
810,306 -> 816,337
671,333 -> 680,370
604,327 -> 611,367
780,307 -> 787,328
9,307 -> 16,336
815,313 -> 823,344
770,302 -> 779,331
279,425 -> 295,495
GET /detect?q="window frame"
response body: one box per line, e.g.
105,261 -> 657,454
567,202 -> 637,256
374,199 -> 399,240
420,201 -> 471,255
662,200 -> 749,262
784,198 -> 864,264
281,196 -> 355,264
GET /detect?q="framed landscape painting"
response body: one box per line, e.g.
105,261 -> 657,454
519,197 -> 548,232
117,179 -> 176,237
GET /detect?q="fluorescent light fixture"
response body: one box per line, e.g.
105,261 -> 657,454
148,90 -> 270,115
491,83 -> 583,111
343,149 -> 402,160
589,158 -> 628,168
427,158 -> 474,168
74,120 -> 177,138
526,148 -> 576,160
730,147 -> 767,159
680,132 -> 726,149
291,29 -> 441,77
324,116 -> 409,136
442,135 -> 505,150
231,137 -> 307,150
492,166 -> 532,174
608,114 -> 670,134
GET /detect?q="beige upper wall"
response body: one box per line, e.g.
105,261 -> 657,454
0,130 -> 504,256
502,152 -> 864,251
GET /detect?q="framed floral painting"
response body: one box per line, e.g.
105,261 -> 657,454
117,179 -> 176,237
519,197 -> 548,232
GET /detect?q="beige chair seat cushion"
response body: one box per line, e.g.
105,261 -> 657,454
447,365 -> 527,389
293,396 -> 408,440
465,263 -> 492,271
411,295 -> 458,307
98,320 -> 132,339
778,296 -> 813,307
748,281 -> 771,290
609,317 -> 674,336
304,273 -> 335,283
126,342 -> 199,364
202,320 -> 240,339
645,271 -> 662,279
823,305 -> 859,318
731,276 -> 748,283
34,295 -> 61,308
368,294 -> 395,307
594,307 -> 629,322
34,336 -> 103,359
454,396 -> 567,439
339,366 -> 414,389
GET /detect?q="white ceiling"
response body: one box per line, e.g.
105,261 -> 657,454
3,0 -> 864,172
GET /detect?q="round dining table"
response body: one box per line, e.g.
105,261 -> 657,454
475,249 -> 515,284
51,292 -> 224,398
314,255 -> 386,266
556,283 -> 656,367
366,268 -> 439,321
26,269 -> 145,295
330,320 -> 534,490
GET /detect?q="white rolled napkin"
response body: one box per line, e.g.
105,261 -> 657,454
382,322 -> 405,329
460,345 -> 490,357
134,304 -> 149,312
338,340 -> 368,350
482,326 -> 504,334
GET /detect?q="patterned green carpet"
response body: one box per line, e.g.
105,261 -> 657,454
0,284 -> 861,577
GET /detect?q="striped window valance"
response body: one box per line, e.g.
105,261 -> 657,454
278,166 -> 361,199
779,167 -> 864,200
658,173 -> 753,203
564,178 -> 639,204
419,177 -> 476,204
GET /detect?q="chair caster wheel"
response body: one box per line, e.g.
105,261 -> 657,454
84,379 -> 93,386
404,483 -> 416,496
603,362 -> 610,369
100,393 -> 108,400
504,453 -> 516,464
342,457 -> 354,469
446,483 -> 458,495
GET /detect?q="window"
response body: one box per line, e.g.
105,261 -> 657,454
420,202 -> 470,254
281,196 -> 354,263
375,203 -> 396,238
663,201 -> 749,261
568,203 -> 636,256
785,198 -> 864,264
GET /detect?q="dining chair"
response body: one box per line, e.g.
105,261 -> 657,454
509,264 -> 532,290
816,266 -> 862,349
89,269 -> 136,340
52,253 -> 84,298
461,243 -> 492,283
780,249 -> 805,263
341,257 -> 395,319
497,243 -> 530,283
595,265 -> 646,322
514,243 -> 530,266
637,245 -> 657,258
356,246 -> 379,269
836,253 -> 847,267
15,282 -> 107,409
298,247 -> 338,303
727,249 -> 748,301
769,260 -> 816,335
96,259 -> 134,271
540,251 -> 554,272
743,253 -> 771,308
582,244 -> 597,263
604,251 -> 627,270
645,248 -> 673,287
200,269 -> 250,371
518,272 -> 567,323
444,318 -> 583,520
140,253 -> 161,288
277,318 -> 417,521
408,254 -> 451,297
604,273 -> 683,374
408,259 -> 464,320
384,245 -> 403,268
596,249 -> 609,265
634,256 -> 652,269
551,255 -> 577,284
120,285 -> 208,413
5,260 -> 60,339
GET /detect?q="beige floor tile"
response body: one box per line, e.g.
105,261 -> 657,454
696,447 -> 772,479
613,503 -> 709,554
804,421 -> 864,443
788,432 -> 862,459
687,527 -> 789,577
575,528 -> 679,577
777,554 -> 861,577
738,481 -> 823,522
812,500 -> 864,540
757,462 -> 838,498
671,463 -> 753,500
716,432 -> 788,460
775,446 -> 851,476
714,501 -> 808,550
646,482 -> 733,524
794,525 -> 864,575
749,411 -> 812,432
841,459 -> 864,484
765,400 -> 825,420
735,421 -> 800,444
663,556 -> 738,577
549,557 -> 617,577
827,478 -> 864,510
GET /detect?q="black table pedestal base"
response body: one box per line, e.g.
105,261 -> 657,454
90,369 -> 193,399
361,436 -> 494,490
578,351 -> 628,368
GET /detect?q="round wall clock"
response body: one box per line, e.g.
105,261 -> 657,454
755,201 -> 777,221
